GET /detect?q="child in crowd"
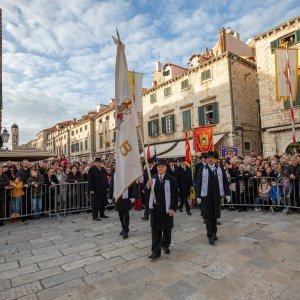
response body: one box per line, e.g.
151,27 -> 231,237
10,176 -> 24,219
269,179 -> 283,213
258,177 -> 271,212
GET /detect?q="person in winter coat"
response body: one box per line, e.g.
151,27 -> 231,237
175,158 -> 193,216
145,160 -> 178,259
28,168 -> 44,219
196,151 -> 230,245
67,165 -> 84,212
9,175 -> 24,219
87,158 -> 108,221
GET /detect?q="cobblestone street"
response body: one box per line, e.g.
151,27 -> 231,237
0,208 -> 300,300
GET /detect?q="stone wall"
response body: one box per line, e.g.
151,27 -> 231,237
255,18 -> 300,156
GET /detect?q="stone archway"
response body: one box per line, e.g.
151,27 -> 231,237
285,142 -> 300,155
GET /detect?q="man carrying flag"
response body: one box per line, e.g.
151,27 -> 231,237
113,31 -> 142,237
175,132 -> 193,216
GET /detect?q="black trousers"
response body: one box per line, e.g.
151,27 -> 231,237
92,207 -> 104,219
204,218 -> 217,237
118,211 -> 130,233
179,195 -> 190,213
151,229 -> 172,255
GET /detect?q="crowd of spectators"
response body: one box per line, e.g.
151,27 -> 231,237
0,151 -> 299,225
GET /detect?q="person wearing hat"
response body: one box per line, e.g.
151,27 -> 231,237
194,153 -> 208,181
175,157 -> 192,215
142,158 -> 157,221
88,158 -> 109,221
167,159 -> 177,178
196,151 -> 230,245
145,159 -> 178,259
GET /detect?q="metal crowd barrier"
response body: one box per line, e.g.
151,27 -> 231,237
225,176 -> 300,212
0,182 -> 98,221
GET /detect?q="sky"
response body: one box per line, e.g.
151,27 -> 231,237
0,0 -> 299,145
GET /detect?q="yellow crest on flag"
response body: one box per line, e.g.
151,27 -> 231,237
200,133 -> 209,146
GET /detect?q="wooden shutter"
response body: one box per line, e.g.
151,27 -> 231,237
171,114 -> 175,132
212,102 -> 219,124
155,119 -> 159,135
270,39 -> 278,54
296,29 -> 300,43
187,110 -> 191,129
148,122 -> 152,137
161,117 -> 166,134
198,106 -> 205,126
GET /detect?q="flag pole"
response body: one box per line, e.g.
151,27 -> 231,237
285,46 -> 297,144
132,69 -> 156,200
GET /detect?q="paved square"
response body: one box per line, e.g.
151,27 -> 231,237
0,209 -> 300,300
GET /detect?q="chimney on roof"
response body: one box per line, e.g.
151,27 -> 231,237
220,27 -> 226,53
73,118 -> 76,123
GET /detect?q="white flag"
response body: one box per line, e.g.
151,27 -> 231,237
275,48 -> 298,101
128,71 -> 143,113
113,33 -> 142,200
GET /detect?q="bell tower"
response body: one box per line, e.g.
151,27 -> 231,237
11,123 -> 19,150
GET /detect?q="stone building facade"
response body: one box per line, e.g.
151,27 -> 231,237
254,16 -> 300,156
143,28 -> 261,157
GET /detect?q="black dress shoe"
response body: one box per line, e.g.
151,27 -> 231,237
100,215 -> 109,218
187,212 -> 192,216
148,253 -> 161,259
142,216 -> 149,220
217,221 -> 221,225
179,208 -> 183,212
162,247 -> 170,254
93,218 -> 101,221
208,237 -> 215,245
213,234 -> 218,241
123,232 -> 128,239
120,229 -> 124,235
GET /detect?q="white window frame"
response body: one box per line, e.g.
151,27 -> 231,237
204,104 -> 214,125
165,115 -> 173,134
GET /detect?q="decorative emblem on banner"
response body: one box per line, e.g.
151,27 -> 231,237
200,133 -> 209,146
116,98 -> 133,129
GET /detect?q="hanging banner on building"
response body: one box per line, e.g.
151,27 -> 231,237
193,126 -> 214,153
128,71 -> 143,113
275,48 -> 298,101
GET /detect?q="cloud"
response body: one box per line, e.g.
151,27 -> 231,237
0,0 -> 298,145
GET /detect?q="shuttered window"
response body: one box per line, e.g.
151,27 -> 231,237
150,93 -> 157,103
162,115 -> 175,134
164,87 -> 171,97
148,119 -> 159,137
198,102 -> 219,125
181,79 -> 189,90
201,69 -> 211,81
182,110 -> 191,130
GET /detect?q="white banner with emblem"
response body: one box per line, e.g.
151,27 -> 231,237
113,33 -> 142,200
275,48 -> 298,101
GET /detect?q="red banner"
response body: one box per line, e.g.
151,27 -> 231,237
193,126 -> 214,153
185,131 -> 191,168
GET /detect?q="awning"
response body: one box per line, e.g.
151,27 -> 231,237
140,141 -> 177,157
0,147 -> 54,161
158,134 -> 224,159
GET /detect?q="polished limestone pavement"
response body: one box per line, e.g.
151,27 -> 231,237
0,208 -> 300,300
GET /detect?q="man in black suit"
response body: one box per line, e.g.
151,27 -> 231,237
167,159 -> 177,178
194,153 -> 207,181
142,159 -> 157,220
175,158 -> 193,215
88,158 -> 109,221
145,160 -> 178,259
196,151 -> 230,245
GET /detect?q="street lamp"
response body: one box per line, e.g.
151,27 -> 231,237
0,128 -> 10,148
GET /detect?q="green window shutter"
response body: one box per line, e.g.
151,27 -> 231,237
161,117 -> 166,134
155,119 -> 159,135
296,29 -> 300,43
270,39 -> 278,54
171,114 -> 175,132
212,102 -> 219,124
187,110 -> 191,129
148,122 -> 152,136
198,106 -> 205,126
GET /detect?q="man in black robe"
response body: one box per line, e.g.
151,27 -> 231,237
194,153 -> 207,181
196,151 -> 230,245
175,158 -> 193,215
167,159 -> 177,178
88,158 -> 108,221
145,160 -> 178,259
142,159 -> 157,221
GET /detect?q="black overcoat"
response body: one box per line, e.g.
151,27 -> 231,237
87,166 -> 108,209
196,165 -> 229,219
115,184 -> 136,212
145,173 -> 178,231
175,166 -> 193,198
